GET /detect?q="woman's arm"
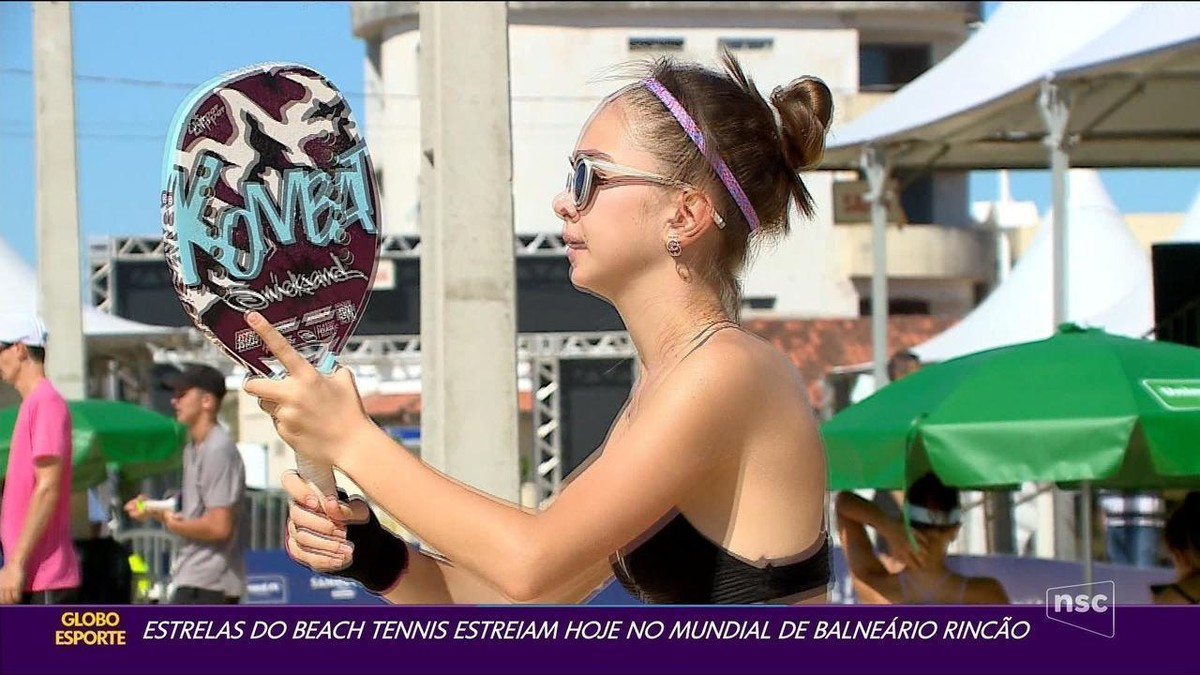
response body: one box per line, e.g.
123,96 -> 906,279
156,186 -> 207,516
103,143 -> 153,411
282,472 -> 612,604
834,491 -> 924,580
335,354 -> 742,602
248,315 -> 754,603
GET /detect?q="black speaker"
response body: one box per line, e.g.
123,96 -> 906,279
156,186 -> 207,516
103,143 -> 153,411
146,363 -> 183,418
559,358 -> 635,477
107,254 -> 627,335
1152,242 -> 1200,347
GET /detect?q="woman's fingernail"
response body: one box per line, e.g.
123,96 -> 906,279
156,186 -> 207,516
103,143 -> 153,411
304,496 -> 319,510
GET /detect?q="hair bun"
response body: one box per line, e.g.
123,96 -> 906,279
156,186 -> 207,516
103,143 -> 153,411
769,76 -> 833,172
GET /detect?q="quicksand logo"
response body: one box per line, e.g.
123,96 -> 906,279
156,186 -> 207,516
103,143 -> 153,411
1142,379 -> 1200,411
1045,581 -> 1115,637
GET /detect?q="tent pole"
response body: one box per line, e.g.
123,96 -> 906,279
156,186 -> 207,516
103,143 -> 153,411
1040,78 -> 1077,563
1040,79 -> 1072,328
1081,481 -> 1094,585
861,146 -> 891,392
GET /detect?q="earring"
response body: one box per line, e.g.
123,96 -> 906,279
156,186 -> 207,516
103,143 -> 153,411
666,236 -> 682,257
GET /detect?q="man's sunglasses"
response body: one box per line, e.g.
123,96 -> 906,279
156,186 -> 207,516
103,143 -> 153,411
566,155 -> 725,228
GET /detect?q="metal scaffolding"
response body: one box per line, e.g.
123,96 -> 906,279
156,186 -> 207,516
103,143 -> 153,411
89,234 -> 636,505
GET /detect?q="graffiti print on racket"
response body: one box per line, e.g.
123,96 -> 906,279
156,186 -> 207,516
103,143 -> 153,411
160,63 -> 383,498
160,62 -> 382,380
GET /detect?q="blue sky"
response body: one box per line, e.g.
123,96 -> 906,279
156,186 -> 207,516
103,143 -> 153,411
0,1 -> 365,267
1,1 -> 1198,270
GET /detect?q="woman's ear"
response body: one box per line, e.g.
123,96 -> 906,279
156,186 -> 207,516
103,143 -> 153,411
667,190 -> 720,248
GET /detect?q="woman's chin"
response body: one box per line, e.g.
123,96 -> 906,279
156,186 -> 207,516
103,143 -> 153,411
568,265 -> 591,291
568,265 -> 608,300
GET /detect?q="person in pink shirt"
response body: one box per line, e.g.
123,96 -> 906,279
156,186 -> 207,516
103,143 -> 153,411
0,313 -> 80,604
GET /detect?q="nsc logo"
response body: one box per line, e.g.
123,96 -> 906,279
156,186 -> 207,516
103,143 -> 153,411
1045,581 -> 1115,637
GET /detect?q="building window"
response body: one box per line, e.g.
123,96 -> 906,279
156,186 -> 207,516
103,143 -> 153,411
719,37 -> 774,52
858,297 -> 931,316
742,296 -> 777,311
859,44 -> 931,92
895,171 -> 934,225
629,37 -> 684,52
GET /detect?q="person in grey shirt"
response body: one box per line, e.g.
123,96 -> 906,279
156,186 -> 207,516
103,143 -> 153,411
124,364 -> 247,604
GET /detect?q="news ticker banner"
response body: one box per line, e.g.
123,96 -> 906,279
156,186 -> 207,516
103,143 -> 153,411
0,600 -> 1195,675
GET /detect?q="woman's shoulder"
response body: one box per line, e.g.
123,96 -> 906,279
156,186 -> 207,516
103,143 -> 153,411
674,327 -> 800,392
963,576 -> 1010,604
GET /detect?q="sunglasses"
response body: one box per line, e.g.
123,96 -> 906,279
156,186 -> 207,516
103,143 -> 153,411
566,154 -> 725,228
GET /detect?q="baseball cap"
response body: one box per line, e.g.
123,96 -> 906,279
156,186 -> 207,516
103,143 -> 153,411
161,363 -> 228,399
0,313 -> 48,348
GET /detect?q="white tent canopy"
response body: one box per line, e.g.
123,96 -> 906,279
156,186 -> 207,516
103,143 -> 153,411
911,170 -> 1149,362
1081,188 -> 1200,336
822,2 -> 1144,170
0,238 -> 183,350
823,2 -> 1200,170
827,2 -> 1200,381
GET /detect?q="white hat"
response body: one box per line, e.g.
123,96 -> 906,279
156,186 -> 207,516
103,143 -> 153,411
0,313 -> 47,348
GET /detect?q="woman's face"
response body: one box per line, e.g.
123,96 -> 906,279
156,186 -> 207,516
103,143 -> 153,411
911,522 -> 961,554
1171,546 -> 1200,576
552,99 -> 675,301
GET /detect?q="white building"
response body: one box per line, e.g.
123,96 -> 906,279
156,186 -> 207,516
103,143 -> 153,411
349,1 -> 991,319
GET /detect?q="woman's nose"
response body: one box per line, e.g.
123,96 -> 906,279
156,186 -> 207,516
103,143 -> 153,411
551,189 -> 578,222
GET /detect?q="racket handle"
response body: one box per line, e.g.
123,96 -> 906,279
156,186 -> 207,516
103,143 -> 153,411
296,453 -> 338,499
296,350 -> 342,499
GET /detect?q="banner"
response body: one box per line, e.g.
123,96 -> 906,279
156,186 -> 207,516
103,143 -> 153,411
0,603 -> 1193,674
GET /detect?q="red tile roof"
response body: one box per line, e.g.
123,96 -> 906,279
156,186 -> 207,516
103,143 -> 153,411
363,389 -> 534,421
360,316 -> 957,420
743,315 -> 959,403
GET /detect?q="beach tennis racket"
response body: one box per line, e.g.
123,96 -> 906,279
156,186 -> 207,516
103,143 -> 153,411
160,62 -> 382,499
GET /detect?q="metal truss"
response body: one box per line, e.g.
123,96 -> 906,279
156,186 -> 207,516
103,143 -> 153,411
530,357 -> 561,508
150,332 -> 633,369
148,331 -> 631,505
89,233 -> 568,311
94,233 -> 624,505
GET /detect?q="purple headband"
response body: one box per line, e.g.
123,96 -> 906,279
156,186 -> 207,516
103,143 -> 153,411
641,77 -> 760,232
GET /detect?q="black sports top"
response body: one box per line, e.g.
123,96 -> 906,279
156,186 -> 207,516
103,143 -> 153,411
1151,582 -> 1200,604
611,512 -> 831,604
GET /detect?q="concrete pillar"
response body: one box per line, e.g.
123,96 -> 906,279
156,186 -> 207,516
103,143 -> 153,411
34,2 -> 86,401
418,2 -> 519,501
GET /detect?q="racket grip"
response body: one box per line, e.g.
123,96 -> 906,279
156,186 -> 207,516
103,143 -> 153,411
295,453 -> 338,499
293,351 -> 341,499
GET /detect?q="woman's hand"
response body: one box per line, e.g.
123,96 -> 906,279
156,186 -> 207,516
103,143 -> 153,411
879,518 -> 928,570
241,311 -> 373,468
281,470 -> 370,573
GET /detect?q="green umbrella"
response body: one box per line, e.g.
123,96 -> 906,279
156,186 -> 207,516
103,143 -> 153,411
822,324 -> 1200,583
0,399 -> 187,492
823,324 -> 1200,491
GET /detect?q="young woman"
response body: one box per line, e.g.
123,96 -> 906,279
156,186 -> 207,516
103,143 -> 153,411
1153,492 -> 1200,605
835,473 -> 1009,604
244,51 -> 834,605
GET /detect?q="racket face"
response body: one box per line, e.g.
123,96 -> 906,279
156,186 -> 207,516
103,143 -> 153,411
160,63 -> 381,377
